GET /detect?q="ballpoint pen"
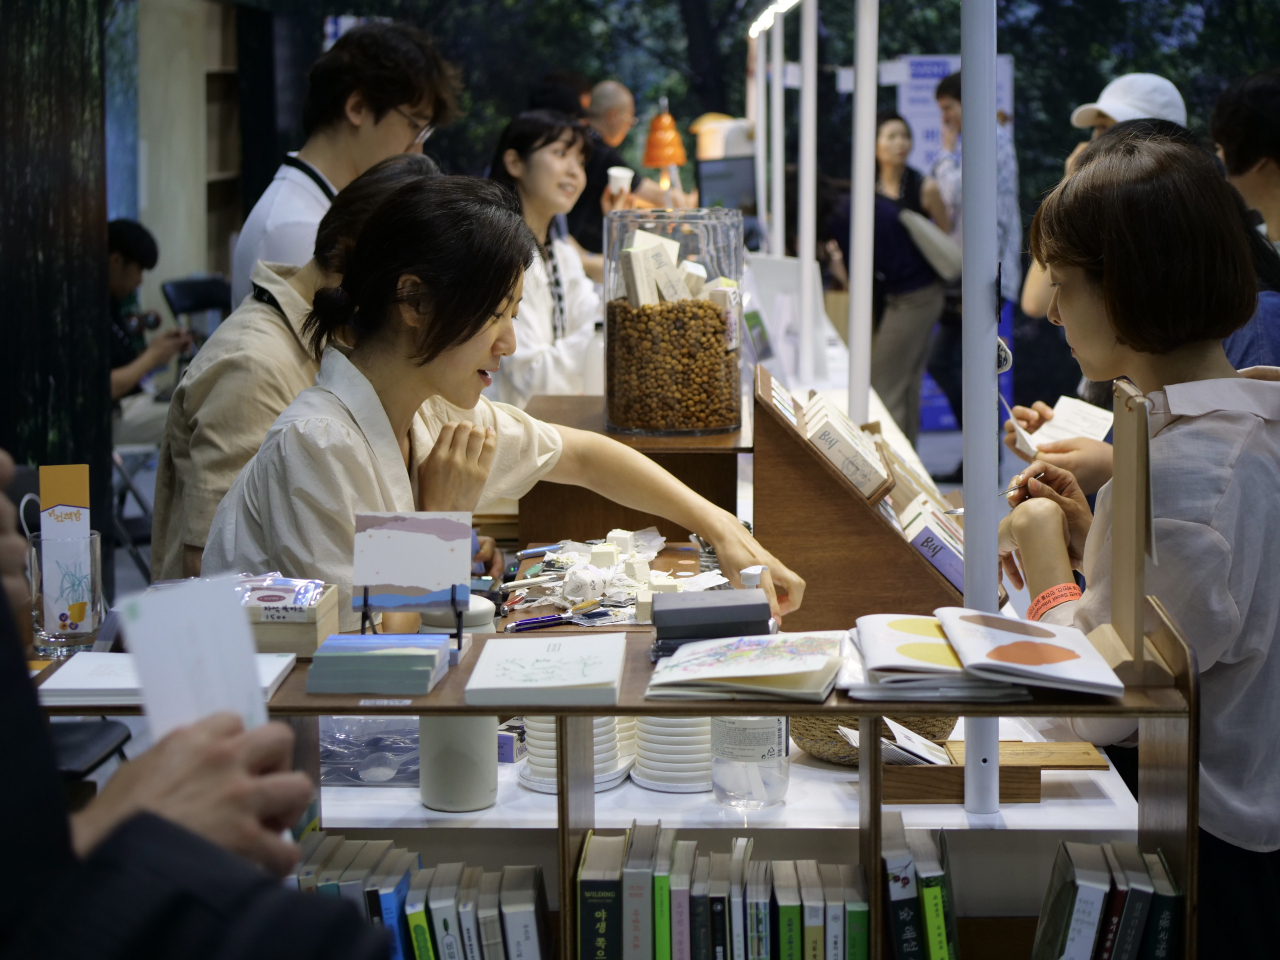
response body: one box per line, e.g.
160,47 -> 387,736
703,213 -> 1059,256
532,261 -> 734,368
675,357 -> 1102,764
944,473 -> 1046,515
504,599 -> 602,632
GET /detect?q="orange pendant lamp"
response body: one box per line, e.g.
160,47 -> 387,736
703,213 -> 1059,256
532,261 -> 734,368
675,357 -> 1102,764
643,96 -> 688,168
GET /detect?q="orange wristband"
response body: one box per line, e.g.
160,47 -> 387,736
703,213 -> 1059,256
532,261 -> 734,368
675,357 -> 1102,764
1027,582 -> 1083,621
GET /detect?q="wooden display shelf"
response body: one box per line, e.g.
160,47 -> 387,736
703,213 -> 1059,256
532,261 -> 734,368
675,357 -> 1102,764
517,393 -> 750,547
750,366 -> 963,630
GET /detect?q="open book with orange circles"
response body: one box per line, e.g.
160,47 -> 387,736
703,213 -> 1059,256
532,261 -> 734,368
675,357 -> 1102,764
853,614 -> 1028,700
932,607 -> 1124,697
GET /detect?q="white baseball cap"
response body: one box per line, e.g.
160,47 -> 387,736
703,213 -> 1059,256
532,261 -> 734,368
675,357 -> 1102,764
1070,73 -> 1187,129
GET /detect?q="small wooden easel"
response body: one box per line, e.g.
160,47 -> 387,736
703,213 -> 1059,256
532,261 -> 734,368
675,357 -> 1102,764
1085,380 -> 1175,687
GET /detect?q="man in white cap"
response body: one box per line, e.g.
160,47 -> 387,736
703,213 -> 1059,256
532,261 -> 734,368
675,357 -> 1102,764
1021,73 -> 1187,317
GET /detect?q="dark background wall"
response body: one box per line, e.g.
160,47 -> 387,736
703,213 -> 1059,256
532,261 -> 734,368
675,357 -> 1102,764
0,0 -> 114,595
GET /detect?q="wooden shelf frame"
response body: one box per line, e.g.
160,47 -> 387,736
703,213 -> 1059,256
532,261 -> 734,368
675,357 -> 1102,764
38,613 -> 1198,959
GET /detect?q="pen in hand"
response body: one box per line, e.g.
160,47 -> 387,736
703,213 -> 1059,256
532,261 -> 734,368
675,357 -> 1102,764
1002,471 -> 1045,499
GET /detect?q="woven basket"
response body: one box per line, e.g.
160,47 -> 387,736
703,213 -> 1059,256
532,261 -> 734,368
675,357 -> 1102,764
790,715 -> 958,767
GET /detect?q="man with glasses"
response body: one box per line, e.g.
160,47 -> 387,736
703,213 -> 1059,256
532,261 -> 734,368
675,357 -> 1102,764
231,22 -> 460,305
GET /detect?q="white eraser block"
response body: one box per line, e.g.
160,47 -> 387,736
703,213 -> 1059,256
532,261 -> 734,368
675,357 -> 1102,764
606,529 -> 636,554
678,261 -> 707,296
655,265 -> 692,303
620,248 -> 659,308
624,229 -> 681,269
623,556 -> 650,584
589,543 -> 620,567
636,590 -> 653,622
648,578 -> 680,593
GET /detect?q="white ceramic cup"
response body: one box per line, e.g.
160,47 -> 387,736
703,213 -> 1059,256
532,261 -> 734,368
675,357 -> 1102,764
607,165 -> 634,195
419,715 -> 498,811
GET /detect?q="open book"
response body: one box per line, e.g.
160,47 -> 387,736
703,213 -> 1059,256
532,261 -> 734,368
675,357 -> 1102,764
646,632 -> 845,702
933,607 -> 1124,697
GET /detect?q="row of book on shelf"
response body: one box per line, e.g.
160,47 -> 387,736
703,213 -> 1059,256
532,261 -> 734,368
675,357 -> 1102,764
574,814 -> 1184,960
577,821 -> 869,960
284,832 -> 552,960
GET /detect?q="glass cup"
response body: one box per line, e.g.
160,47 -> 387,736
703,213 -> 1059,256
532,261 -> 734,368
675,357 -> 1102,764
29,531 -> 103,658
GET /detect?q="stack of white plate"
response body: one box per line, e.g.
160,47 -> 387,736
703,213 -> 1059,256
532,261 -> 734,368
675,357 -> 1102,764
616,716 -> 637,757
519,715 -> 634,793
631,716 -> 713,792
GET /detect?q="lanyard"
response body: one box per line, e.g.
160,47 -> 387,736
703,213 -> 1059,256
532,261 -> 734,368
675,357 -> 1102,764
281,155 -> 336,202
545,244 -> 566,342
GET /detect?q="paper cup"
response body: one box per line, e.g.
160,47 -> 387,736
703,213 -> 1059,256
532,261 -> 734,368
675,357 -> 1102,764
607,166 -> 634,195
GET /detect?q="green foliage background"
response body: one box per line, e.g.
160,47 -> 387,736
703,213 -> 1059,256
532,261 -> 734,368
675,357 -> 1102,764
262,0 -> 1279,218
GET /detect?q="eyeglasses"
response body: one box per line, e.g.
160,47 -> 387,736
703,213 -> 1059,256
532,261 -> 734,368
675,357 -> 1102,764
395,106 -> 435,146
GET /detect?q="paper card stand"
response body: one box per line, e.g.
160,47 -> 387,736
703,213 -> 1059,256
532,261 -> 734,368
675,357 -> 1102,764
751,365 -> 962,630
351,512 -> 472,641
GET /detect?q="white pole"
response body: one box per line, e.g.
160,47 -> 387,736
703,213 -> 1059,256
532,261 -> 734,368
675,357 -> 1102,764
960,0 -> 1001,816
755,34 -> 769,244
770,15 -> 786,258
846,0 -> 877,424
797,0 -> 817,385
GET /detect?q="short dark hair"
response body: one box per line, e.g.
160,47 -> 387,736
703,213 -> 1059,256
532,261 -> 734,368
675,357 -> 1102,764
487,110 -> 591,206
313,152 -> 441,274
304,177 -> 535,364
935,72 -> 961,103
1077,117 -> 1280,293
108,219 -> 158,270
1210,69 -> 1280,177
302,23 -> 462,137
1030,136 -> 1256,353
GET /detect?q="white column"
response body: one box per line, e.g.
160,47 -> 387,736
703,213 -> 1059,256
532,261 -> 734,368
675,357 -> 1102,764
960,0 -> 1001,816
797,0 -> 818,384
755,34 -> 769,243
770,15 -> 786,258
846,0 -> 877,424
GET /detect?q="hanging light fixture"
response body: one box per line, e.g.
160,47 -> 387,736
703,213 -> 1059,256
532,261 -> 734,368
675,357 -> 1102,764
642,96 -> 688,202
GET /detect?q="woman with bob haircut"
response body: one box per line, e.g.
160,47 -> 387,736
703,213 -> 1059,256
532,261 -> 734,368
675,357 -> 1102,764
996,135 -> 1280,956
487,110 -> 600,408
204,177 -> 803,630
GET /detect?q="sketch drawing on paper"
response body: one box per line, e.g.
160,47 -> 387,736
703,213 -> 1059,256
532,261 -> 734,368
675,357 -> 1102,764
352,512 -> 472,611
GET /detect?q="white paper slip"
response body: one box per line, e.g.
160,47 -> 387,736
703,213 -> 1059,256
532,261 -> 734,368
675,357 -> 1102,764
464,633 -> 627,706
883,717 -> 951,764
933,606 -> 1124,697
1030,396 -> 1114,448
118,576 -> 277,737
1001,394 -> 1040,459
38,651 -> 296,708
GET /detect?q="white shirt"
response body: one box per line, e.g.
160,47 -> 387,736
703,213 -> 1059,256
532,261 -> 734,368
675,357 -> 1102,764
929,123 -> 1022,302
1041,377 -> 1280,851
203,347 -> 563,630
152,261 -> 318,580
495,238 -> 600,408
231,157 -> 335,305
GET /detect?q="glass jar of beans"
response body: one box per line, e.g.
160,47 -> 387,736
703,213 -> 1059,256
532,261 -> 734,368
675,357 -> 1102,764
603,208 -> 743,435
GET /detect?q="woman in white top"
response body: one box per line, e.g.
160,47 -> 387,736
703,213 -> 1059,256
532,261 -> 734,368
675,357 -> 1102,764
995,135 -> 1280,957
204,177 -> 804,631
487,110 -> 601,408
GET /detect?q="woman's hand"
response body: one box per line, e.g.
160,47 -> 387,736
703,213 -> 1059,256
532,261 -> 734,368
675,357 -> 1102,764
702,515 -> 805,620
417,422 -> 496,512
473,535 -> 504,581
1239,365 -> 1280,381
997,496 -> 1072,594
1003,403 -> 1114,495
1005,460 -> 1093,570
1002,400 -> 1054,462
70,713 -> 312,876
1031,437 -> 1114,496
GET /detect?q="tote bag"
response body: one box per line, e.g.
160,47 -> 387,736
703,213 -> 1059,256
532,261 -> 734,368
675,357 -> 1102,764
899,208 -> 963,282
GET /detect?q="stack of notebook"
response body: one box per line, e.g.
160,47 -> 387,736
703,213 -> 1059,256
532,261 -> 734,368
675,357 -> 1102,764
36,651 -> 296,707
305,634 -> 450,695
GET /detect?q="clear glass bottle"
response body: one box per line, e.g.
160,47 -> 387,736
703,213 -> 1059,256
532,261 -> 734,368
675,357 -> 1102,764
603,208 -> 744,436
710,716 -> 790,808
